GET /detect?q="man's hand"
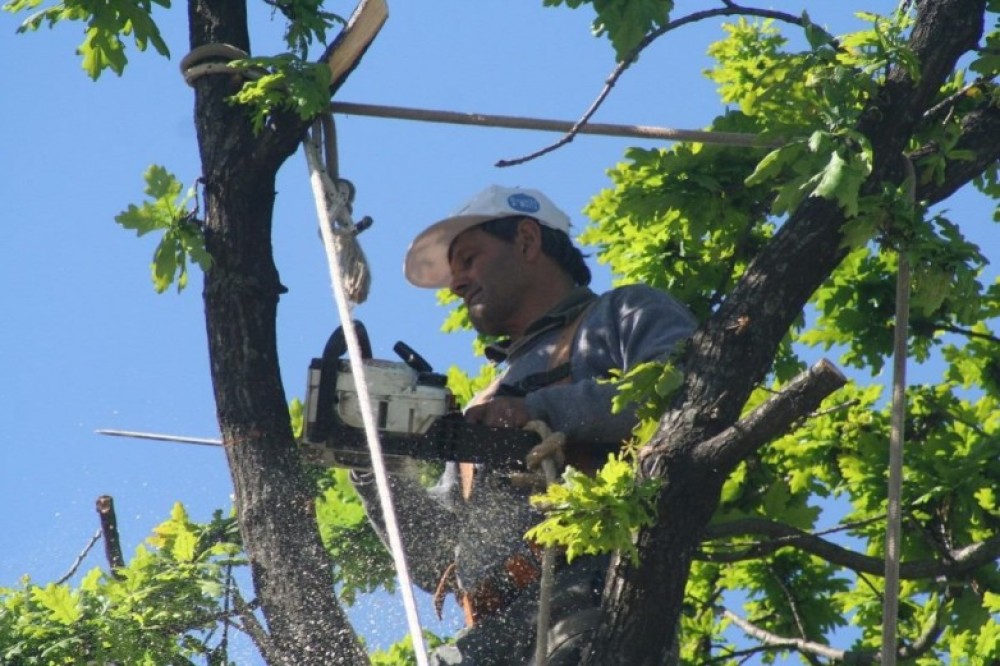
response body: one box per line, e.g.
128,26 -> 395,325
464,396 -> 530,429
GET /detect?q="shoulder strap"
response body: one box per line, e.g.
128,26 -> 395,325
458,302 -> 595,501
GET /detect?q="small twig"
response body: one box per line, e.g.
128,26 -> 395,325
232,587 -> 274,663
497,2 -> 827,167
929,322 -> 1000,344
921,80 -> 992,123
56,529 -> 102,585
807,398 -> 860,419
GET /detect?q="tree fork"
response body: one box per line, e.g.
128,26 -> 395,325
187,1 -> 367,664
581,1 -> 992,662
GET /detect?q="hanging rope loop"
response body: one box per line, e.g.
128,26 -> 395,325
179,44 -> 263,86
303,116 -> 372,304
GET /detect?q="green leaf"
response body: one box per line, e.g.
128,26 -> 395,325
527,456 -> 659,563
30,584 -> 81,626
4,0 -> 171,79
115,166 -> 209,293
171,528 -> 198,563
229,55 -> 333,133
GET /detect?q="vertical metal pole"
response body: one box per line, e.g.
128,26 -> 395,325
881,159 -> 914,665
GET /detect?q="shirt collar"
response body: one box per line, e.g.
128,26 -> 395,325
484,287 -> 598,364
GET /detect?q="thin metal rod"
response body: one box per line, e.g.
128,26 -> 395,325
881,250 -> 909,666
881,157 -> 915,666
95,429 -> 222,447
329,101 -> 771,148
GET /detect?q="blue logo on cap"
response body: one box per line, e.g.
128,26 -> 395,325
507,193 -> 541,214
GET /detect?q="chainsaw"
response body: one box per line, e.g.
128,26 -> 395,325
298,321 -> 539,470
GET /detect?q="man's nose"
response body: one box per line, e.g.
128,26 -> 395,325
449,272 -> 468,298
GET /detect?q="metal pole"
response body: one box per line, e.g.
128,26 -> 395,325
329,100 -> 771,148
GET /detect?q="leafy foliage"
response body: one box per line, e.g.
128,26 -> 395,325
3,0 -> 170,79
313,467 -> 397,605
262,0 -> 344,58
116,165 -> 211,293
567,4 -> 1000,663
369,631 -> 446,666
0,503 -> 243,665
8,0 -> 1000,663
229,54 -> 333,134
527,456 -> 660,564
607,359 -> 683,442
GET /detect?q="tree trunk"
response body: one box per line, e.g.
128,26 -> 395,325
585,0 -> 991,662
187,1 -> 368,664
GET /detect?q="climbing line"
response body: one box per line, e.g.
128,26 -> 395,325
303,118 -> 429,666
880,156 -> 915,666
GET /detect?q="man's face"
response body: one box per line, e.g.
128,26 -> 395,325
448,226 -> 527,337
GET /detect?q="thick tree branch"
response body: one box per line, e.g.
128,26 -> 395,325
691,359 -> 847,473
188,2 -> 369,663
591,3 -> 989,662
702,517 -> 1000,579
914,100 -> 1000,204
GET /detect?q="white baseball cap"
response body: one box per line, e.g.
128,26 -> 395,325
403,185 -> 572,288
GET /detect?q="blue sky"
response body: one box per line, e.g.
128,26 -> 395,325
2,0 -> 996,659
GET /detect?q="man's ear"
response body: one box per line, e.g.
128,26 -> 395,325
516,218 -> 543,260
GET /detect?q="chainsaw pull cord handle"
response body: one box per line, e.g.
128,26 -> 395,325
304,116 -> 429,666
522,419 -> 566,665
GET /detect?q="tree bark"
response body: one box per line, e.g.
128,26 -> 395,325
187,2 -> 368,664
96,495 -> 125,577
585,1 -> 993,663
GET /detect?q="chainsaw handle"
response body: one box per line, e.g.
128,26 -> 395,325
321,320 -> 372,360
311,321 -> 372,442
393,341 -> 433,373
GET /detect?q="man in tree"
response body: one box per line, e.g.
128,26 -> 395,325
352,185 -> 697,664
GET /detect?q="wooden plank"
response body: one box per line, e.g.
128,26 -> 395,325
323,0 -> 389,93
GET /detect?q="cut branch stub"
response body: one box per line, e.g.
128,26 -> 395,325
96,495 -> 126,577
689,358 -> 847,474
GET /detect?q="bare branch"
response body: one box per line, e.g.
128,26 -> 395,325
232,587 -> 274,663
702,517 -> 1000,579
720,608 -> 849,661
928,322 -> 1000,345
497,2 -> 828,167
720,584 -> 948,663
56,529 -> 102,585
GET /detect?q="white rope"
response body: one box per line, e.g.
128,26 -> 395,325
304,122 -> 429,666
